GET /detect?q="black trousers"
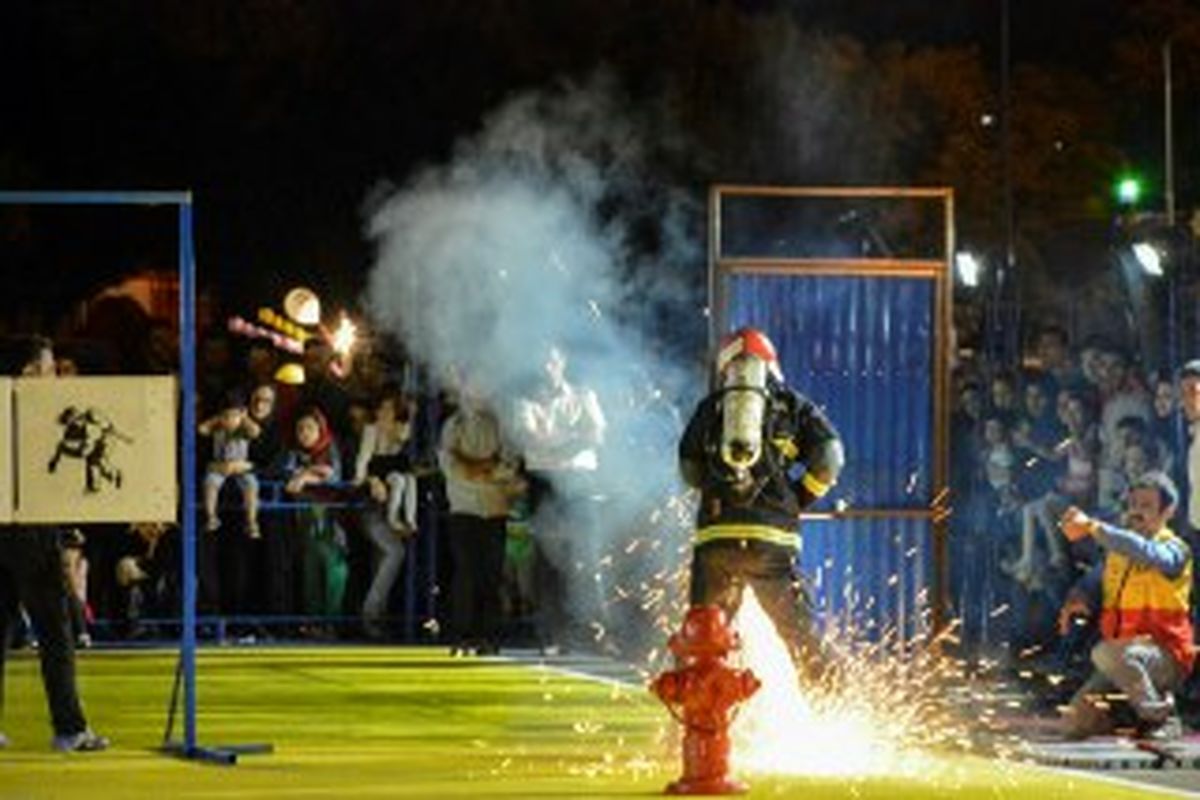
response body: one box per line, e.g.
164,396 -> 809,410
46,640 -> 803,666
526,471 -> 605,648
445,514 -> 507,647
689,538 -> 827,685
263,513 -> 300,619
0,527 -> 88,736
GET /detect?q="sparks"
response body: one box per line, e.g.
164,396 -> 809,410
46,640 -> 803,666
730,591 -> 952,777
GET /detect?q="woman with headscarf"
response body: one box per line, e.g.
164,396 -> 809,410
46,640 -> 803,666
282,407 -> 346,638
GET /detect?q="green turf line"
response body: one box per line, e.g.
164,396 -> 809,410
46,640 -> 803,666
0,648 -> 1168,799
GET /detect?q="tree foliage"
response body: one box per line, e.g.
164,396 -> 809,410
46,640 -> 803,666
0,0 -> 1177,317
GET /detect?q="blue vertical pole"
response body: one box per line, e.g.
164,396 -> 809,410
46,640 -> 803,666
178,198 -> 198,753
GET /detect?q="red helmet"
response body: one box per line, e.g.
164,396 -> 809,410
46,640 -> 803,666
716,327 -> 782,381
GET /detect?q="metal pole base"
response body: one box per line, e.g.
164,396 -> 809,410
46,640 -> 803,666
162,741 -> 274,766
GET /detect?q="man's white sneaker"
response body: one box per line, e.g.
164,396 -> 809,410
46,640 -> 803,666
51,729 -> 109,752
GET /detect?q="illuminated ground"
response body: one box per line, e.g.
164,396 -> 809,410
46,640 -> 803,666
0,647 -> 1185,798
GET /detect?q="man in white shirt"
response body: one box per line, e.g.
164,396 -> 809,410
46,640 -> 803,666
514,346 -> 605,473
512,345 -> 606,653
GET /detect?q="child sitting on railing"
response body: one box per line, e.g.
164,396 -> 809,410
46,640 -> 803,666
198,390 -> 262,538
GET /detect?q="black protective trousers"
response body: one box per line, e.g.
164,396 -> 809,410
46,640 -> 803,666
0,527 -> 89,737
688,537 -> 828,686
445,514 -> 507,649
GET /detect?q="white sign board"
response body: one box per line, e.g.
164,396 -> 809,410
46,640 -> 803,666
15,376 -> 177,523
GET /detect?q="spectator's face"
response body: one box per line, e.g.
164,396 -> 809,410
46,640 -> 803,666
1154,380 -> 1176,419
249,386 -> 276,421
1097,351 -> 1127,390
1080,348 -> 1104,385
458,377 -> 485,410
984,419 -> 1006,446
1011,418 -> 1031,446
1123,444 -> 1150,479
1063,397 -> 1087,432
959,387 -> 982,419
1179,375 -> 1200,423
991,379 -> 1016,411
56,357 -> 79,376
1037,333 -> 1068,370
221,407 -> 246,430
1024,384 -> 1048,418
296,415 -> 321,450
1118,423 -> 1144,450
376,398 -> 396,424
1125,486 -> 1170,537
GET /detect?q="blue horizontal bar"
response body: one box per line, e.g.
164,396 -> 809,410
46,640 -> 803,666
0,190 -> 192,206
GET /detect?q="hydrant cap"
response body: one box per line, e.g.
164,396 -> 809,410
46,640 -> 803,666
673,605 -> 738,656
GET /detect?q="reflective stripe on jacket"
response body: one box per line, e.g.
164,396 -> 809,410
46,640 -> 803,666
694,523 -> 800,549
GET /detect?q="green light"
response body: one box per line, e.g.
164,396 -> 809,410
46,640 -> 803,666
1115,176 -> 1143,206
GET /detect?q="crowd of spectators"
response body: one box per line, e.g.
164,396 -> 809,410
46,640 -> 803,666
5,320 -> 603,655
949,323 -> 1196,699
8,309 -> 1196,695
0,331 -> 395,646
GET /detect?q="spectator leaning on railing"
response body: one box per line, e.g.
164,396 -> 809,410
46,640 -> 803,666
282,407 -> 346,637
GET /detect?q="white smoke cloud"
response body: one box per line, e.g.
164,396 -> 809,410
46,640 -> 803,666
365,72 -> 704,651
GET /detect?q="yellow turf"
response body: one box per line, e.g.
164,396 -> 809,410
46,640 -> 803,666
0,647 -> 1169,798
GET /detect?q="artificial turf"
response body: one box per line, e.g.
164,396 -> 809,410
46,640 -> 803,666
0,647 -> 1172,798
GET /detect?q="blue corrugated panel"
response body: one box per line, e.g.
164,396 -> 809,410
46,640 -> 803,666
800,518 -> 933,641
727,274 -> 935,636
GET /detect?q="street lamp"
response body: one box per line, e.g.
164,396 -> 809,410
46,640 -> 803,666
1132,241 -> 1164,277
955,251 -> 983,288
1115,176 -> 1144,208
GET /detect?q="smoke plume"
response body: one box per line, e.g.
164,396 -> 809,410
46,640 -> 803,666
365,72 -> 703,652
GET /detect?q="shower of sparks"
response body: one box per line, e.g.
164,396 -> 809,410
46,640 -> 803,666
729,591 -> 935,776
534,384 -> 1059,787
597,497 -> 1049,776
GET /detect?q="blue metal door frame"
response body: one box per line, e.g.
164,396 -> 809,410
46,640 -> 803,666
708,185 -> 954,635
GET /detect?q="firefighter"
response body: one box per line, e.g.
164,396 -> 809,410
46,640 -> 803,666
679,327 -> 844,686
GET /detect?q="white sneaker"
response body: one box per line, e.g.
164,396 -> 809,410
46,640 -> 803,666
51,729 -> 109,752
1138,716 -> 1184,741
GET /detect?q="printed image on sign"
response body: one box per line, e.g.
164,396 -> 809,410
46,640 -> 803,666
15,376 -> 176,523
0,378 -> 11,523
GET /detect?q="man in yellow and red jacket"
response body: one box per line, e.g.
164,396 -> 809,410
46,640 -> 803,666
1058,471 -> 1194,740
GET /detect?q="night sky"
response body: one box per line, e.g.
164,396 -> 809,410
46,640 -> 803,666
0,1 -> 1183,325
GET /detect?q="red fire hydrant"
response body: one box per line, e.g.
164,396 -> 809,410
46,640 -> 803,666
651,605 -> 761,795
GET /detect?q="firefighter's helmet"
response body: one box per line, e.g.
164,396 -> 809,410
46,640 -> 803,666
716,327 -> 782,382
